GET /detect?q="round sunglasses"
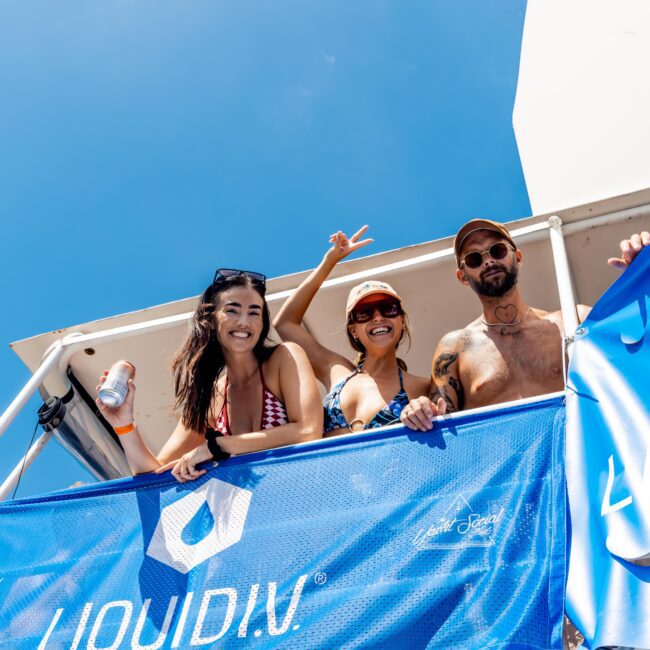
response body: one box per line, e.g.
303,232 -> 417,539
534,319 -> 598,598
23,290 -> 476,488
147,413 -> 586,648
460,242 -> 514,269
351,299 -> 403,323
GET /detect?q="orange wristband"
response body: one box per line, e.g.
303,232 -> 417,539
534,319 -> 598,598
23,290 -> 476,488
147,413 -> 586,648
114,422 -> 135,435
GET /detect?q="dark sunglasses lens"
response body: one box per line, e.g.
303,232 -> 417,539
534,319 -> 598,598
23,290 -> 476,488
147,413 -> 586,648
214,269 -> 235,282
352,308 -> 372,323
353,301 -> 401,322
213,268 -> 266,287
380,302 -> 401,317
489,243 -> 509,260
463,252 -> 483,269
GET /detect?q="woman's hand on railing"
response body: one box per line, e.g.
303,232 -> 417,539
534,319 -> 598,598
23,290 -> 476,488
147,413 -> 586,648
326,225 -> 373,264
156,442 -> 213,483
95,372 -> 135,429
400,396 -> 447,432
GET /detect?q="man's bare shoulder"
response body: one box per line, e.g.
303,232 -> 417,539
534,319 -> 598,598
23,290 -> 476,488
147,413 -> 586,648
436,326 -> 475,353
546,304 -> 591,327
534,306 -> 559,324
434,323 -> 490,359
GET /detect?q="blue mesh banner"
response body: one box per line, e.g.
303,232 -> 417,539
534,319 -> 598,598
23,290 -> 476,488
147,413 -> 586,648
566,247 -> 650,649
0,397 -> 565,649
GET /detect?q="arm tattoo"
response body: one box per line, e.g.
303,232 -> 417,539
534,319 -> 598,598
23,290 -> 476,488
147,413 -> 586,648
434,353 -> 458,378
430,385 -> 459,413
448,376 -> 465,410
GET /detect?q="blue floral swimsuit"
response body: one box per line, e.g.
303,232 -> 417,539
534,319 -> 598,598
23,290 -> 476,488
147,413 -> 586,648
323,365 -> 409,432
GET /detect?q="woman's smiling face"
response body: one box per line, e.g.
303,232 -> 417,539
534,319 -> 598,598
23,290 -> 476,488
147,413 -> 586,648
348,295 -> 404,351
214,286 -> 265,352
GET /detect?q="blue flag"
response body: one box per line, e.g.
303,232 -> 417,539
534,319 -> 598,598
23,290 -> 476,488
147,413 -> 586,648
566,247 -> 650,648
0,398 -> 565,649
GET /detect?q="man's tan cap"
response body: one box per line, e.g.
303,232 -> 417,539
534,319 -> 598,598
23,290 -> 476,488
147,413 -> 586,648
453,219 -> 517,266
345,280 -> 402,318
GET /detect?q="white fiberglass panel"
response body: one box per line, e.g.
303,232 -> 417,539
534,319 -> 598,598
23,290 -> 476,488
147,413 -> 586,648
513,0 -> 650,214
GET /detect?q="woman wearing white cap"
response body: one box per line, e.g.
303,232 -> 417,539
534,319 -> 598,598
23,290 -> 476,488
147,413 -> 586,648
274,226 -> 431,436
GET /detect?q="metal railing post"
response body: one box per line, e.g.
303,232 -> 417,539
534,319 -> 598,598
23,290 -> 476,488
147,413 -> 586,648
548,216 -> 580,336
0,341 -> 65,439
0,430 -> 54,501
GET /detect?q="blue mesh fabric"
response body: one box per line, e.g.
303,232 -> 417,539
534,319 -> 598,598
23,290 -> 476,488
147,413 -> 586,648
0,396 -> 565,649
566,247 -> 650,648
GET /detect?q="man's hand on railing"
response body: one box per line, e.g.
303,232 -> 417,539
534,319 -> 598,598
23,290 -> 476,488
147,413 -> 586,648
607,231 -> 650,270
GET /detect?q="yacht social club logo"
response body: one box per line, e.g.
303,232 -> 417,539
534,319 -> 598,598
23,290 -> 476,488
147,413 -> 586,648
412,494 -> 506,550
37,478 -> 315,648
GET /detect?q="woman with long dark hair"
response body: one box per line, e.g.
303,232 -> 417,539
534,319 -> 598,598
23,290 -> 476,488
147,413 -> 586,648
274,227 -> 438,436
97,269 -> 323,482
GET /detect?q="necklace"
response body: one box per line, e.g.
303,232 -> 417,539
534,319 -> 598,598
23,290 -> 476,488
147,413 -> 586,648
480,306 -> 531,327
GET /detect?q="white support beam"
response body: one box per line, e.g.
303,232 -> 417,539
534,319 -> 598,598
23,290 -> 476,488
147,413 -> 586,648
267,220 -> 553,301
0,430 -> 54,501
0,341 -> 65,439
548,216 -> 580,336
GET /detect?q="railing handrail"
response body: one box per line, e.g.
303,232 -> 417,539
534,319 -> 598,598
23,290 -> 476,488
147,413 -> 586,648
0,208 -> 634,496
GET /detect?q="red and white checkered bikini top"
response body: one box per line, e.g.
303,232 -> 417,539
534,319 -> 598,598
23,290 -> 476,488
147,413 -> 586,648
212,365 -> 288,436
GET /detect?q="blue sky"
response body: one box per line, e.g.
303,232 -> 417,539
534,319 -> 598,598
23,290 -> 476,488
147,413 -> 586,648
0,1 -> 530,498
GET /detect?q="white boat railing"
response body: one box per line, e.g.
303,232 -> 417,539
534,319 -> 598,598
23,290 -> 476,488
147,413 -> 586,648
0,430 -> 54,500
0,213 -> 625,498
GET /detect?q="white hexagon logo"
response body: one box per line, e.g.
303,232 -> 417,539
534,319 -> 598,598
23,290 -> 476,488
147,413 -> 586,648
146,478 -> 253,574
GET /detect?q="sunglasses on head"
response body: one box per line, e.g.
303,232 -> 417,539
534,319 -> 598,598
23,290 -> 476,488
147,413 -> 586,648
351,299 -> 403,323
213,268 -> 267,289
460,242 -> 514,269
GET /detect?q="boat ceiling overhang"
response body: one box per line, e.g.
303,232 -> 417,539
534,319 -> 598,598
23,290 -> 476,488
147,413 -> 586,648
10,187 -> 650,453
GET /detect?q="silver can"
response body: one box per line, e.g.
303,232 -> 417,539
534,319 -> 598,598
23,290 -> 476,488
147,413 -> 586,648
98,360 -> 136,407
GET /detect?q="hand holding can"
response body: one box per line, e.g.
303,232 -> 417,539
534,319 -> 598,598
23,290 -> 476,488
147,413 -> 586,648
97,361 -> 136,407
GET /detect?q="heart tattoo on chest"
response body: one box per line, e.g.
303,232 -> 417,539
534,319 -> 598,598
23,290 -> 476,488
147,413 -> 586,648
494,304 -> 518,324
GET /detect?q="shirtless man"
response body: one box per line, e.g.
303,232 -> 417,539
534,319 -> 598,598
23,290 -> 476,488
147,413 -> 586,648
400,219 -> 650,426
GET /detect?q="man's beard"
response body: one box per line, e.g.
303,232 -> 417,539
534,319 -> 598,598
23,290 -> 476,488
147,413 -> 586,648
467,264 -> 519,298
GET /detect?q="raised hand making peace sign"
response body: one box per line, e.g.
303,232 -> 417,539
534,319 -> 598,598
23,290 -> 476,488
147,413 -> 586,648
327,225 -> 374,263
273,224 -> 432,437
